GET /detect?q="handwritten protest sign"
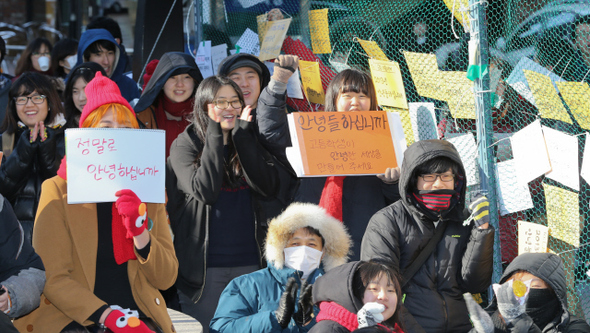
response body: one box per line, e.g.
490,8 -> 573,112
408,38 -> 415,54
510,120 -> 551,184
257,14 -> 270,44
523,70 -> 571,124
544,183 -> 579,247
542,126 -> 579,191
358,39 -> 388,61
403,51 -> 445,101
286,111 -> 406,176
495,160 -> 534,216
309,9 -> 331,54
259,18 -> 291,61
369,59 -> 408,109
556,81 -> 590,130
518,221 -> 549,255
299,60 -> 325,104
236,28 -> 260,56
66,129 -> 165,204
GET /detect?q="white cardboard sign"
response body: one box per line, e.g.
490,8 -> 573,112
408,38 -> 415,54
65,128 -> 165,204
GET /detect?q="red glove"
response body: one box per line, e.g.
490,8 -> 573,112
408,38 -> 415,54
115,189 -> 147,237
104,308 -> 154,333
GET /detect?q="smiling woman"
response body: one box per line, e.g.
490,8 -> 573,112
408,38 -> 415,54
0,72 -> 66,246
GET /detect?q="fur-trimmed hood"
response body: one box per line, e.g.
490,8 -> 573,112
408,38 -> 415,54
265,203 -> 351,272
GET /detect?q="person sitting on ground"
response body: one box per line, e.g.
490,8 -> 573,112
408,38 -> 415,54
134,52 -> 203,157
209,202 -> 352,333
0,193 -> 45,332
464,252 -> 590,333
13,72 -> 178,333
77,28 -> 140,102
361,139 -> 495,332
310,260 -> 405,333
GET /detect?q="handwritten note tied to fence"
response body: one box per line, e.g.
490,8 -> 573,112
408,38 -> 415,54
287,111 -> 406,176
65,128 -> 165,204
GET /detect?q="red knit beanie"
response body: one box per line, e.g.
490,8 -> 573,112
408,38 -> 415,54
142,59 -> 159,90
79,72 -> 134,127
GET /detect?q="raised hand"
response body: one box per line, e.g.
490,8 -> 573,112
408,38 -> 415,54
115,189 -> 147,238
357,302 -> 385,328
293,280 -> 314,326
377,167 -> 400,184
240,105 -> 253,122
272,55 -> 299,84
275,277 -> 298,328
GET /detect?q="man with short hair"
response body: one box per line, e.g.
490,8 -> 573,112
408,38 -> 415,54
77,28 -> 139,102
210,203 -> 352,333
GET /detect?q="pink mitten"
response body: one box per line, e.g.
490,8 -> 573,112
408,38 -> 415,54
104,308 -> 154,333
115,189 -> 147,237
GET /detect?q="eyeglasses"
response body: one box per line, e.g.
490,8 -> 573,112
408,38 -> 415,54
32,52 -> 51,57
14,95 -> 47,105
214,99 -> 243,110
420,173 -> 455,183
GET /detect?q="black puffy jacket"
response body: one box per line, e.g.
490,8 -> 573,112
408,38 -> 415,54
0,126 -> 65,245
361,140 -> 495,333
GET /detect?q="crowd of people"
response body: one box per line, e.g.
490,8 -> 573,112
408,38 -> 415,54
0,10 -> 590,333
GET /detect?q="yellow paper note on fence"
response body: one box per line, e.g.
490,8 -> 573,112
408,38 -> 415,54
544,183 -> 579,247
369,59 -> 408,109
403,51 -> 445,101
309,9 -> 331,54
523,70 -> 572,124
443,0 -> 469,30
299,60 -> 325,104
257,14 -> 269,44
358,39 -> 388,61
441,71 -> 475,119
259,18 -> 292,61
556,81 -> 590,130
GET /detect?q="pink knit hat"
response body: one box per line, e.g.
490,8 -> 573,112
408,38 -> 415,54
79,72 -> 134,127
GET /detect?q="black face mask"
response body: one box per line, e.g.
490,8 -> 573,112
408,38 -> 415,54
526,288 -> 561,329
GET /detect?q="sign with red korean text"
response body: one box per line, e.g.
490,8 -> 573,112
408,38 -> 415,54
287,111 -> 406,176
65,128 -> 165,204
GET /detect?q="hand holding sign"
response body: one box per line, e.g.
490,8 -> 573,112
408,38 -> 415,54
115,189 -> 147,238
377,166 -> 400,184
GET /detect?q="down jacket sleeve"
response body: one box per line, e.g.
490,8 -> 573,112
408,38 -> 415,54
0,131 -> 38,200
459,226 -> 495,293
168,119 -> 225,205
255,81 -> 291,163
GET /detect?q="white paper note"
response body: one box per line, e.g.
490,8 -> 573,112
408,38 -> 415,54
409,102 -> 438,142
235,28 -> 260,56
581,134 -> 590,184
447,133 -> 479,187
196,40 -> 213,78
518,221 -> 549,255
542,126 -> 579,191
211,43 -> 228,75
510,120 -> 551,184
495,159 -> 534,216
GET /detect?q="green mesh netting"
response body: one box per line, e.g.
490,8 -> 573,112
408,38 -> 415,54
196,0 -> 590,319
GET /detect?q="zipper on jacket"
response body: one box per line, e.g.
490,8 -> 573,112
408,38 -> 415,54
194,205 -> 210,304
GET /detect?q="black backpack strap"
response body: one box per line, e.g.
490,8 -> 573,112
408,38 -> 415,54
402,220 -> 448,287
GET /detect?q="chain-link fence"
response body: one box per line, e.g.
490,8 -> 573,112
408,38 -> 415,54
194,0 -> 590,320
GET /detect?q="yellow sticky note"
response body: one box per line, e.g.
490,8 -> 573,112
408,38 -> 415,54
523,70 -> 572,124
257,14 -> 269,45
259,18 -> 292,61
358,39 -> 388,61
544,183 -> 580,247
403,51 -> 445,101
441,71 -> 475,119
383,107 -> 414,146
309,9 -> 331,54
556,81 -> 590,130
443,0 -> 469,30
369,59 -> 408,109
299,60 -> 325,104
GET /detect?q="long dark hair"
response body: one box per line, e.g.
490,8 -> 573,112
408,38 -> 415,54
324,69 -> 378,111
51,38 -> 78,78
193,76 -> 245,187
1,72 -> 64,134
352,259 -> 404,331
63,62 -> 107,128
15,37 -> 52,76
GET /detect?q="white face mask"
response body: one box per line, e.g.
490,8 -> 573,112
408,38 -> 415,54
37,56 -> 50,72
65,55 -> 78,70
284,245 -> 323,279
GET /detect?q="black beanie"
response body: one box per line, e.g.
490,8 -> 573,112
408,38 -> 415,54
226,58 -> 263,78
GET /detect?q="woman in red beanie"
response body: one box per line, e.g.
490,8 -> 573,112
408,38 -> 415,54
14,72 -> 178,333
